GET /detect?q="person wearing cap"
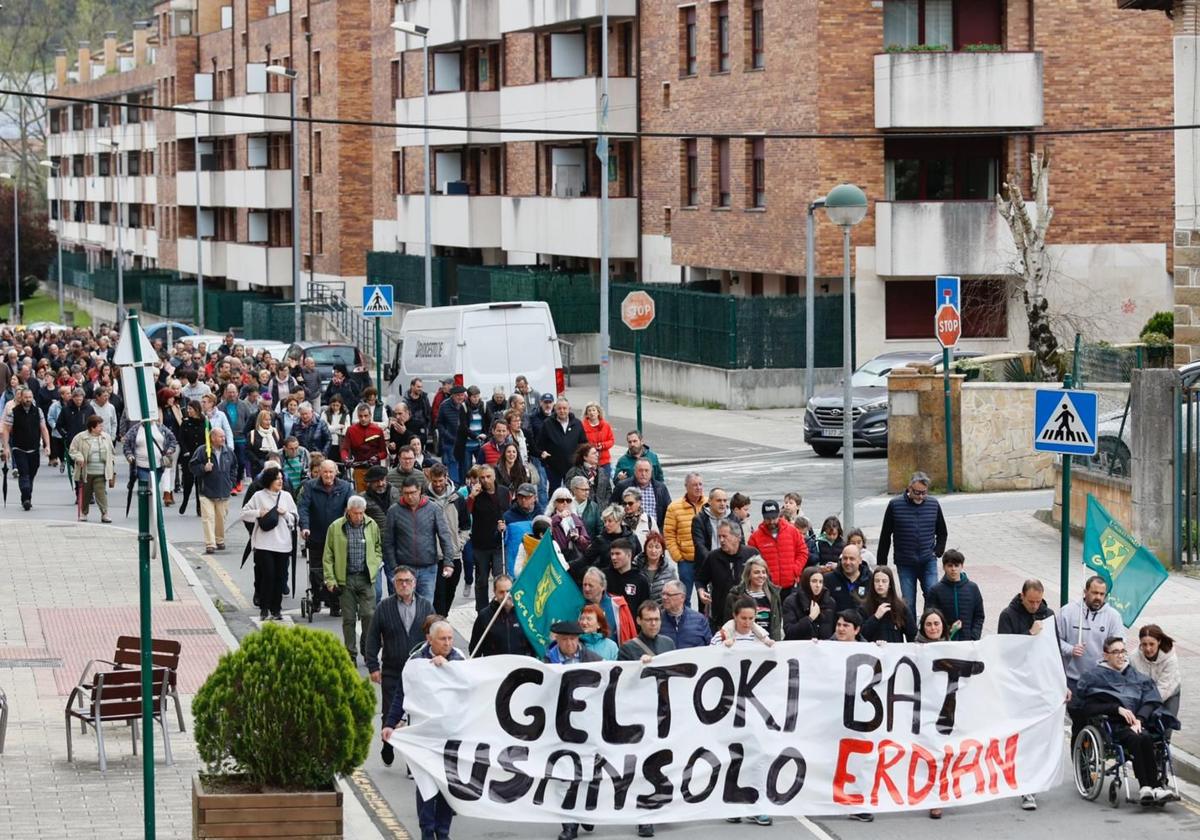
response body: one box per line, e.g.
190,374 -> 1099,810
455,385 -> 488,475
748,499 -> 810,601
501,482 -> 540,573
436,384 -> 468,483
545,620 -> 602,665
536,396 -> 586,494
527,392 -> 556,505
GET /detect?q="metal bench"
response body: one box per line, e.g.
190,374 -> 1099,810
65,667 -> 173,772
76,635 -> 185,732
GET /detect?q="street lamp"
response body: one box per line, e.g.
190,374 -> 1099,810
391,19 -> 433,308
97,137 -> 125,324
822,183 -> 868,531
38,160 -> 65,324
266,64 -> 303,342
0,172 -> 17,324
805,197 -> 825,405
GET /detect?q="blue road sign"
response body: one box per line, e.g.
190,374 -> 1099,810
362,284 -> 394,318
935,275 -> 960,312
1034,389 -> 1098,456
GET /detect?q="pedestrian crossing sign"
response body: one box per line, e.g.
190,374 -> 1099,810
362,284 -> 394,318
1033,389 -> 1098,456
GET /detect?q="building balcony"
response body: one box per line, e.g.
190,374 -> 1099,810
874,200 -> 1024,277
177,169 -> 293,209
499,76 -> 636,143
58,221 -> 86,242
500,0 -> 637,32
85,177 -> 112,203
398,194 -> 502,249
500,196 -> 637,260
115,175 -> 154,205
177,238 -> 229,278
226,243 -> 294,288
48,177 -> 86,202
394,0 -> 499,49
190,93 -> 293,138
874,51 -> 1043,129
395,91 -> 501,147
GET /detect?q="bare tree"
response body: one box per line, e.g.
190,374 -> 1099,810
997,150 -> 1058,373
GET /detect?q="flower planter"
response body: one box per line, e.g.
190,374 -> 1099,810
192,775 -> 343,839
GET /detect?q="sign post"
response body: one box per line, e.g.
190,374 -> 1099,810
1033,380 -> 1098,606
621,291 -> 656,432
934,277 -> 961,494
362,284 -> 395,422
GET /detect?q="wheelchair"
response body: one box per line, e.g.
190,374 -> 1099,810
1072,714 -> 1180,807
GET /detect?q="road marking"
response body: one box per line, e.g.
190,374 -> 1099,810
794,815 -> 838,840
193,547 -> 252,610
346,769 -> 411,839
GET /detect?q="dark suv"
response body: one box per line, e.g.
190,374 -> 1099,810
286,342 -> 366,391
803,350 -> 981,457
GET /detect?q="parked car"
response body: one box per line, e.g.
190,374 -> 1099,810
803,349 -> 983,457
286,341 -> 366,390
143,321 -> 196,344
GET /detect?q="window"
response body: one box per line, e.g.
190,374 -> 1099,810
713,2 -> 730,72
883,0 -> 1000,50
391,59 -> 401,103
750,0 -> 765,69
681,7 -> 697,76
884,278 -> 1007,339
98,154 -> 111,177
884,137 -> 1000,201
750,138 -> 765,208
314,131 -> 322,174
714,139 -> 730,207
684,139 -> 698,206
315,211 -> 324,254
313,51 -> 321,95
126,151 -> 140,177
548,33 -> 585,79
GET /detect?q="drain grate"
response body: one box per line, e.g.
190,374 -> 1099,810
0,658 -> 63,668
165,628 -> 218,636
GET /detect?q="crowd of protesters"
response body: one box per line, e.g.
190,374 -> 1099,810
0,323 -> 1185,836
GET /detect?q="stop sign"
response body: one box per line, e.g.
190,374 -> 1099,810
935,303 -> 961,349
621,291 -> 656,331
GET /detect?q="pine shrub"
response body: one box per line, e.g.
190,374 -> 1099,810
193,623 -> 375,790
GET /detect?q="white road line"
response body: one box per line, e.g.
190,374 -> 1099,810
794,815 -> 838,840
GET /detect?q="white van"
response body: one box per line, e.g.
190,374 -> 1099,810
385,302 -> 564,405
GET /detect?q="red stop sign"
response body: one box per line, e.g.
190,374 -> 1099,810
936,303 -> 961,348
622,291 -> 656,331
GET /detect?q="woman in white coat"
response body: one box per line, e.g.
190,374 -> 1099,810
241,465 -> 299,622
1130,624 -> 1182,719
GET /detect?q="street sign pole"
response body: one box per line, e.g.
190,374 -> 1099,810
634,331 -> 643,433
375,317 -> 383,409
1060,372 -> 1073,608
943,346 -> 954,494
620,290 -> 655,433
935,277 -> 961,495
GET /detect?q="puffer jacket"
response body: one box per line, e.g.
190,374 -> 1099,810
384,497 -> 458,570
748,519 -> 809,590
297,476 -> 355,537
663,494 -> 706,565
926,573 -> 985,641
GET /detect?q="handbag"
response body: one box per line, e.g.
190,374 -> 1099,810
258,494 -> 283,532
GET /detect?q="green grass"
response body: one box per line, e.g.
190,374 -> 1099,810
1,290 -> 91,328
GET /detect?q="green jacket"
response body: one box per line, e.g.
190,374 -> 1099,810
322,515 -> 383,586
613,446 -> 664,483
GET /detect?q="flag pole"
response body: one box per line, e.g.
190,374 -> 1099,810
468,592 -> 511,660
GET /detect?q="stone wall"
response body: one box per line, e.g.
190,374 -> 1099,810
1052,463 -> 1132,537
886,367 -> 962,493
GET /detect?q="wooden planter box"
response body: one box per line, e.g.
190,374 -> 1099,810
192,776 -> 343,839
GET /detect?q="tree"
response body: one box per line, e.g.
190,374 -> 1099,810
996,150 -> 1058,374
0,181 -> 55,307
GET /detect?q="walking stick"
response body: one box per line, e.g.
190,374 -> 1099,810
468,592 -> 512,660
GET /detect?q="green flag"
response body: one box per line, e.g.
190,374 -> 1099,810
511,534 -> 585,658
1082,494 -> 1168,627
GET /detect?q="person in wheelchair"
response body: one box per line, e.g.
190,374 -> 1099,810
1069,636 -> 1181,804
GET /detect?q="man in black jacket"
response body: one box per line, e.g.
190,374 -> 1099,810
402,377 -> 433,447
695,521 -> 758,629
535,397 -> 586,493
877,471 -> 948,622
365,565 -> 433,767
436,385 -> 468,483
823,544 -> 871,614
466,465 -> 511,610
469,575 -> 534,658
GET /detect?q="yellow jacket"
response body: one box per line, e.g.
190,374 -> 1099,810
663,494 -> 706,564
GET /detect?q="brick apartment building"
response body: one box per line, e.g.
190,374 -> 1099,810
44,0 -> 1174,365
640,0 -> 1175,362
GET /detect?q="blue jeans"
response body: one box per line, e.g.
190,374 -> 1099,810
897,559 -> 939,624
441,445 -> 461,485
413,564 -> 437,604
11,448 -> 39,505
461,542 -> 475,585
678,560 -> 696,607
416,790 -> 454,839
233,440 -> 249,483
530,459 -> 549,509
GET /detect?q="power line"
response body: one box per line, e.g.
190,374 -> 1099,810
0,86 -> 1191,143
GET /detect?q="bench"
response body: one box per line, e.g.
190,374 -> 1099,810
76,635 -> 185,732
65,667 -> 173,772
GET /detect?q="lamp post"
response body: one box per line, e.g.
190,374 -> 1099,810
805,197 -> 825,405
392,20 -> 433,308
98,138 -> 125,325
266,65 -> 303,342
193,111 -> 204,330
38,160 -> 65,324
0,172 -> 17,324
597,0 -> 611,414
822,184 -> 868,531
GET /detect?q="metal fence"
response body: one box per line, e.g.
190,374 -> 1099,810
608,284 -> 852,369
457,267 -> 608,335
141,277 -> 196,321
365,251 -> 454,307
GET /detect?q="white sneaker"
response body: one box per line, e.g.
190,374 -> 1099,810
1153,787 -> 1173,802
1139,785 -> 1155,803
1020,794 -> 1037,811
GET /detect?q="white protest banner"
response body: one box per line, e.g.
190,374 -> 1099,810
391,626 -> 1066,822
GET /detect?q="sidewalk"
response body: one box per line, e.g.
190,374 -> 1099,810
0,519 -> 386,839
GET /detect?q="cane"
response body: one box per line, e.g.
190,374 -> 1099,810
468,592 -> 512,660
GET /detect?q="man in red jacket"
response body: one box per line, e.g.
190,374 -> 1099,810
748,499 -> 809,600
341,403 -> 388,491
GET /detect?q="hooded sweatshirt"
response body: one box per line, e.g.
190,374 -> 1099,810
1055,598 -> 1125,684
